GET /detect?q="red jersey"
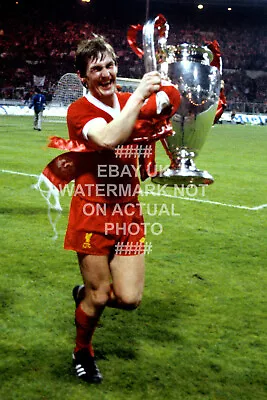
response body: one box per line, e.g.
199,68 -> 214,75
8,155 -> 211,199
67,92 -> 140,204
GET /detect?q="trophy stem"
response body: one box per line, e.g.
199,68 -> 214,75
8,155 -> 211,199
152,147 -> 214,187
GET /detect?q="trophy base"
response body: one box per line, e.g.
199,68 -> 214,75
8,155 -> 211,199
151,167 -> 214,186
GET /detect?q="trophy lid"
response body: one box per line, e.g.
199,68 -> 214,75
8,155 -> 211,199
164,43 -> 213,65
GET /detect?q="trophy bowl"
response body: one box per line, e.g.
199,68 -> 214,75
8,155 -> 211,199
128,15 -> 221,186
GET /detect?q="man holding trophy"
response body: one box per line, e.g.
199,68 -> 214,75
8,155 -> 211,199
39,12 -> 224,384
40,34 -> 180,383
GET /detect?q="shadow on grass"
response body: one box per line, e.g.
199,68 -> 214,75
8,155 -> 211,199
0,288 -> 15,315
92,294 -> 188,361
1,293 -> 186,365
1,289 -> 194,400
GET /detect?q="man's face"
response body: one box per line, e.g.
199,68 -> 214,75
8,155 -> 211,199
84,52 -> 117,104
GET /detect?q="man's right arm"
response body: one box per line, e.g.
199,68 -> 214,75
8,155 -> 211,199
84,71 -> 161,149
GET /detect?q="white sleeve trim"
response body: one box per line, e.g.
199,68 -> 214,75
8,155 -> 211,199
156,91 -> 170,114
82,117 -> 107,140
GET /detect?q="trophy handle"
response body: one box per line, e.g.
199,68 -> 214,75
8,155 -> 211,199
206,40 -> 222,74
154,14 -> 169,41
128,14 -> 169,71
127,24 -> 144,59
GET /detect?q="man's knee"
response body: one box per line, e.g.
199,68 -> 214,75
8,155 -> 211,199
116,291 -> 143,310
86,284 -> 110,308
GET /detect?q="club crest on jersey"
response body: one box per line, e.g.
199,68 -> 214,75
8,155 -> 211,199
82,232 -> 93,249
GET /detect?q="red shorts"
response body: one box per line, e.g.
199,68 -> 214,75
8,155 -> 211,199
64,196 -> 145,256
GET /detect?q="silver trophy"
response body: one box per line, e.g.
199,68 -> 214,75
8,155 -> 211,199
128,15 -> 221,186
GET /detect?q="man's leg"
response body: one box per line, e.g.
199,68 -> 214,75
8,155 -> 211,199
108,254 -> 145,310
34,112 -> 38,129
37,111 -> 43,130
73,253 -> 111,383
75,254 -> 145,310
75,253 -> 111,353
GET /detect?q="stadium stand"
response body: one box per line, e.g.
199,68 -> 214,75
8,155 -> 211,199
0,8 -> 266,114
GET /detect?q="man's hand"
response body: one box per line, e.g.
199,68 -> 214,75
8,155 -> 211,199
133,71 -> 161,102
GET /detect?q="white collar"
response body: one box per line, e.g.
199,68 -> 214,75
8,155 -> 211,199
85,92 -> 121,118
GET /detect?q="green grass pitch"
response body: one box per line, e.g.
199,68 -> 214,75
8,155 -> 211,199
0,115 -> 267,400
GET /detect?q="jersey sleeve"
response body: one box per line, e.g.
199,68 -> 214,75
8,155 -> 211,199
67,93 -> 131,151
67,100 -> 104,151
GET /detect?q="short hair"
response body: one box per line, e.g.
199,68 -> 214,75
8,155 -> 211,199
75,35 -> 117,78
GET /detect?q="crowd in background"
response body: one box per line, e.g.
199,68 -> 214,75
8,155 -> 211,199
0,13 -> 266,113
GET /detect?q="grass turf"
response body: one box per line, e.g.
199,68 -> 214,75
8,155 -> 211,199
0,116 -> 266,399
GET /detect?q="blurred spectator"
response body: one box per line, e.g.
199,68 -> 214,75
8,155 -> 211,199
29,87 -> 46,131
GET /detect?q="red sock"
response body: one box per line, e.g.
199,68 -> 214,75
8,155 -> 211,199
74,304 -> 99,357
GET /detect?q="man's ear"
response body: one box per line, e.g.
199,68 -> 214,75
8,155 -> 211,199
77,71 -> 87,88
